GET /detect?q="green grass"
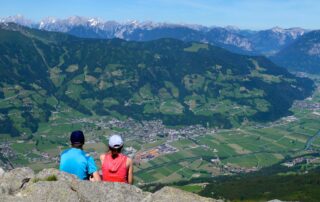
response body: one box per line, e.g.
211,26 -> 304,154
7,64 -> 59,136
33,175 -> 58,183
65,64 -> 79,73
139,84 -> 154,99
137,171 -> 158,183
177,167 -> 195,179
183,74 -> 206,91
11,142 -> 35,153
223,154 -> 256,168
173,184 -> 204,193
184,43 -> 209,52
159,100 -> 184,115
142,139 -> 166,150
126,140 -> 143,150
169,139 -> 195,150
164,81 -> 179,98
103,97 -> 119,107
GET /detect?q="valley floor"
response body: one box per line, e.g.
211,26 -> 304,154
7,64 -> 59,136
1,74 -> 320,187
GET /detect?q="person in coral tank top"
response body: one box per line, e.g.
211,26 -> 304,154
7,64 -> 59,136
100,135 -> 133,184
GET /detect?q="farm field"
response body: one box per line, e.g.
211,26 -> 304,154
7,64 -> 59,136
134,82 -> 320,184
135,120 -> 320,184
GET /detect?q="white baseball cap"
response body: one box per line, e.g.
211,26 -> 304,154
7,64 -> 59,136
109,135 -> 124,149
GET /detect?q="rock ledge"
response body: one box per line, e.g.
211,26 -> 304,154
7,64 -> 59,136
0,167 -> 221,202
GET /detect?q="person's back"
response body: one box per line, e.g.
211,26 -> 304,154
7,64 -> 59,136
59,130 -> 101,181
60,148 -> 96,180
100,135 -> 133,184
101,152 -> 128,183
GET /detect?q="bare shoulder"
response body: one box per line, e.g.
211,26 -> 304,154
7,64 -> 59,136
126,157 -> 133,165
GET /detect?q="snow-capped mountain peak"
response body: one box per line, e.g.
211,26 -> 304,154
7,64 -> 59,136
270,26 -> 286,33
88,18 -> 100,26
0,15 -> 309,55
0,14 -> 34,27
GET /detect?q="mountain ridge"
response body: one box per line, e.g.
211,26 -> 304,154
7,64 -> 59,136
0,15 -> 307,55
271,30 -> 320,73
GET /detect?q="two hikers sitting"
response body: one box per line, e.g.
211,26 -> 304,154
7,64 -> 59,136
59,130 -> 133,184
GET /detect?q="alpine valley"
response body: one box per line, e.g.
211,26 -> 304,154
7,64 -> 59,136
0,23 -> 313,136
1,18 -> 320,202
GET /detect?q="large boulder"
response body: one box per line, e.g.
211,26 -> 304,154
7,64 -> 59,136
71,181 -> 149,202
14,181 -> 79,202
35,168 -> 77,182
144,186 -> 222,202
0,167 -> 220,202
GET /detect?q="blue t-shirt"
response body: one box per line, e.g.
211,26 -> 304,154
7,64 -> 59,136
59,148 -> 97,180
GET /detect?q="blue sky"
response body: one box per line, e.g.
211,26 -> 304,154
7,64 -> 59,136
1,0 -> 319,29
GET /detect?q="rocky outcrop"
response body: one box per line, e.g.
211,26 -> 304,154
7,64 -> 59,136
0,167 -> 221,202
0,167 -> 34,195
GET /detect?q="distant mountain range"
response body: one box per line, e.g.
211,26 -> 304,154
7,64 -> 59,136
0,15 -> 307,56
271,30 -> 320,73
0,23 -> 314,136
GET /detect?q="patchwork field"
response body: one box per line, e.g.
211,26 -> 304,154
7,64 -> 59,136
134,91 -> 320,184
1,75 -> 320,186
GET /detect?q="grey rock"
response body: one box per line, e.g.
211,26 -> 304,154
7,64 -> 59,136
0,167 -> 34,194
144,186 -> 221,202
16,181 -> 79,202
72,181 -> 150,202
0,167 -> 220,202
35,168 -> 77,182
0,195 -> 22,202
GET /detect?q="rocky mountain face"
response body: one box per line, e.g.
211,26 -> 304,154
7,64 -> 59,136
271,30 -> 320,73
0,15 -> 307,55
0,23 -> 314,136
249,27 -> 306,56
0,167 -> 220,202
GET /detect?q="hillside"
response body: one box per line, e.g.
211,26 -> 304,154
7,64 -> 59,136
199,166 -> 320,202
271,30 -> 320,73
0,23 -> 314,136
141,154 -> 320,202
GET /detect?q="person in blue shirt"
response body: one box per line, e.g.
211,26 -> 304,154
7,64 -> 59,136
59,130 -> 101,181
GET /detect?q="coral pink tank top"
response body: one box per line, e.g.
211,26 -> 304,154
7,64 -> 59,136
102,153 -> 128,183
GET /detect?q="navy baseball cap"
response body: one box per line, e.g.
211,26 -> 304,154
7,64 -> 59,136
70,130 -> 85,144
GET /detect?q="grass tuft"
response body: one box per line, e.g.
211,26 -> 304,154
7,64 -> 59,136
32,175 -> 58,183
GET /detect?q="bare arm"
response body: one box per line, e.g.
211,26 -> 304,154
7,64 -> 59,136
100,154 -> 105,165
127,158 -> 133,185
88,156 -> 101,182
91,171 -> 101,181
